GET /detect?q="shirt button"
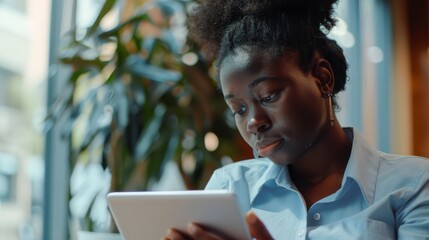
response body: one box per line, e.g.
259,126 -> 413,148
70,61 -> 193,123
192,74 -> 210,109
297,229 -> 305,236
313,213 -> 321,221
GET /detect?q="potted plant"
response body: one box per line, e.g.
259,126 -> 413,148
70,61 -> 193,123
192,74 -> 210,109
47,0 -> 250,238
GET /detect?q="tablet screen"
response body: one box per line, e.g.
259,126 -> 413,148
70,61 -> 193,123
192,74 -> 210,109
107,190 -> 251,240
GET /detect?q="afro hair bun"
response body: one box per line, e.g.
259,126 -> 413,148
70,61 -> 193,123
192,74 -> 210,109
189,0 -> 339,54
241,0 -> 338,30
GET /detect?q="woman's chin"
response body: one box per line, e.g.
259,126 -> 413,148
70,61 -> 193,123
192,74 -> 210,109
266,153 -> 295,166
262,142 -> 295,166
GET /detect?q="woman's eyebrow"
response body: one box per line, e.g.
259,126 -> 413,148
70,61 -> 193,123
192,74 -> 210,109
249,76 -> 281,89
224,76 -> 281,100
224,93 -> 235,100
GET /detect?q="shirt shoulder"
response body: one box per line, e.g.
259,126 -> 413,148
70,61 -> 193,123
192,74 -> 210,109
205,159 -> 277,214
379,153 -> 429,177
206,158 -> 273,191
207,158 -> 272,188
376,153 -> 429,198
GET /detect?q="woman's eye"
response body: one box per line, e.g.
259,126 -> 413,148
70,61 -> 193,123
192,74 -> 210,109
260,92 -> 278,104
231,106 -> 246,116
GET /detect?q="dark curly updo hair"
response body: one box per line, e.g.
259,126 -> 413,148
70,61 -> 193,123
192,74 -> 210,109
189,0 -> 348,104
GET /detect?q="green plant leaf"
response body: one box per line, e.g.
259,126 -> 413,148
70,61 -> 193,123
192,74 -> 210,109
112,81 -> 129,131
142,37 -> 156,53
161,126 -> 180,167
157,0 -> 176,17
134,104 -> 167,162
126,55 -> 181,82
60,56 -> 105,70
145,124 -> 180,185
57,0 -> 246,233
161,30 -> 181,55
77,85 -> 117,153
44,85 -> 74,132
98,14 -> 151,39
87,0 -> 118,36
131,84 -> 146,106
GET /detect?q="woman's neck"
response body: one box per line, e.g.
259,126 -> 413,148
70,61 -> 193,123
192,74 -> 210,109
288,125 -> 352,208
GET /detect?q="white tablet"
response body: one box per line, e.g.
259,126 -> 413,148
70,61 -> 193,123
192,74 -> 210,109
107,190 -> 251,240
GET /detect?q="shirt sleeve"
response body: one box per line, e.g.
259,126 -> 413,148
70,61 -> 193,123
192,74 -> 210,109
205,169 -> 227,190
397,168 -> 429,239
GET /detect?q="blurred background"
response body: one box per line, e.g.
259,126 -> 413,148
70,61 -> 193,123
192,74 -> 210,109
0,0 -> 427,239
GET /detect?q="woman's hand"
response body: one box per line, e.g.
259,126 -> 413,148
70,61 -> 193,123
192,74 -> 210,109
162,211 -> 273,240
163,223 -> 230,240
245,211 -> 273,240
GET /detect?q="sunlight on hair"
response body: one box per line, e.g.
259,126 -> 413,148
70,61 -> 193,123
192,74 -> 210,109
340,32 -> 355,48
331,18 -> 348,36
328,18 -> 355,48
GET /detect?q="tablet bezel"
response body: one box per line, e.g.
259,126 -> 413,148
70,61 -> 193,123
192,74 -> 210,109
107,190 -> 251,240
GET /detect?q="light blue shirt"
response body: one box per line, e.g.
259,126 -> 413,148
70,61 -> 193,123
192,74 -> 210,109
205,128 -> 429,239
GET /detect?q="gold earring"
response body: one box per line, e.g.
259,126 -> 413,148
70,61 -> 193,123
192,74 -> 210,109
327,93 -> 335,127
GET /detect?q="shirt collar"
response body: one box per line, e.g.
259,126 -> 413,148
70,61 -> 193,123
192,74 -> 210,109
249,160 -> 291,202
342,127 -> 381,205
248,127 -> 381,205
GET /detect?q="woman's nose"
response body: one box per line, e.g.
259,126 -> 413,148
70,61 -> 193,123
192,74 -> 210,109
246,107 -> 271,134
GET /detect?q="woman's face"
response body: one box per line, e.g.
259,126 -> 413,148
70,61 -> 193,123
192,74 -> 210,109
219,47 -> 329,165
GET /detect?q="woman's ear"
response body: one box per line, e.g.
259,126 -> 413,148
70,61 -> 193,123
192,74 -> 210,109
312,59 -> 335,94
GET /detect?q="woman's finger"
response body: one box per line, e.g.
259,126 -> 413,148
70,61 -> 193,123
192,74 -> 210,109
245,211 -> 274,240
164,228 -> 191,240
187,223 -> 225,240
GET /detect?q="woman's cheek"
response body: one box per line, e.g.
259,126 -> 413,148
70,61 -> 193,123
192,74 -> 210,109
236,120 -> 252,147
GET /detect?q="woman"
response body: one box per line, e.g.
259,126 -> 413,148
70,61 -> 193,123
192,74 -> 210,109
165,0 -> 429,239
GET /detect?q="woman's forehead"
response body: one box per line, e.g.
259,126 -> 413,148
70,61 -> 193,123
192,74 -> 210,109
219,47 -> 299,79
219,49 -> 254,78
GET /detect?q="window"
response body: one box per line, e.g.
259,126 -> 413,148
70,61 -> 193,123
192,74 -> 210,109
334,0 -> 393,152
0,68 -> 22,107
0,0 -> 27,13
0,0 -> 49,239
0,153 -> 18,203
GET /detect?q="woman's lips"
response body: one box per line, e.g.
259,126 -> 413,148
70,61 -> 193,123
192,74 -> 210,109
256,140 -> 283,157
